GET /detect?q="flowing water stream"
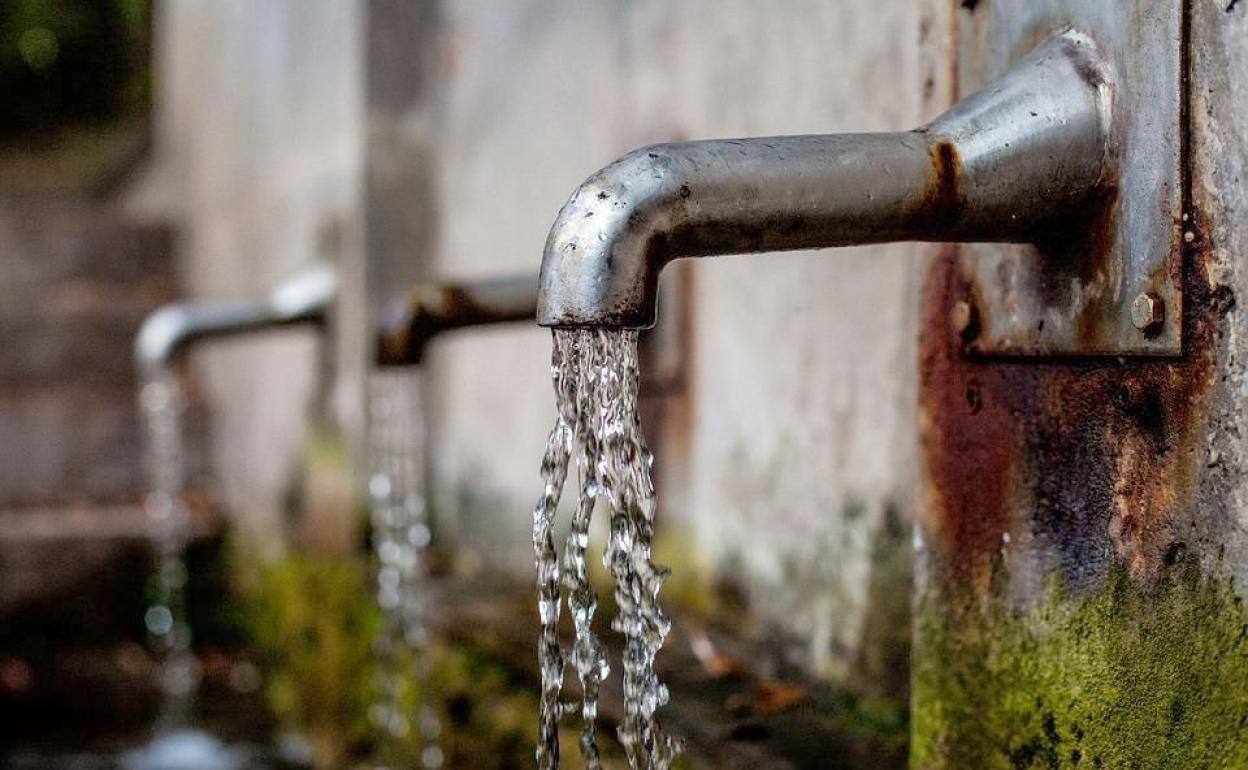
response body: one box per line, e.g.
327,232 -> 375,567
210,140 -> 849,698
134,370 -> 268,770
534,329 -> 680,770
141,361 -> 442,769
139,369 -> 199,724
367,368 -> 442,769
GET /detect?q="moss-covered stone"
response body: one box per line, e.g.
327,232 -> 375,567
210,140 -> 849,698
912,562 -> 1248,769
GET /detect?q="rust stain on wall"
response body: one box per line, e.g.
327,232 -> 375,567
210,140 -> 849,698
919,218 -> 1225,590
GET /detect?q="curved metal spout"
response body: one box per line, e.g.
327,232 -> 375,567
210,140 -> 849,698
538,31 -> 1111,328
375,275 -> 539,366
135,262 -> 337,377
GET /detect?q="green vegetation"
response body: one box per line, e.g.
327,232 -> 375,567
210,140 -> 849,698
240,553 -> 551,769
234,513 -> 907,768
244,555 -> 381,766
0,0 -> 151,192
913,562 -> 1248,769
0,0 -> 149,137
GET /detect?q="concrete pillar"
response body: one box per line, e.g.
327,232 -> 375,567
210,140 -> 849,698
912,2 -> 1248,766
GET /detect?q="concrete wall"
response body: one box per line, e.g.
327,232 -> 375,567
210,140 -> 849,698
156,0 -> 930,686
419,0 -> 926,681
149,0 -> 365,553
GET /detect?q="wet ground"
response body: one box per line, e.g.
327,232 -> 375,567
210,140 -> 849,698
425,574 -> 908,770
0,645 -> 310,770
0,568 -> 906,770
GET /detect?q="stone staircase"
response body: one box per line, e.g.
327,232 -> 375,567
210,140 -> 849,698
0,199 -> 179,618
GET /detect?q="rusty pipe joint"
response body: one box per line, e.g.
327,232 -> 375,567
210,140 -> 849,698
538,31 -> 1111,329
375,275 -> 539,367
135,262 -> 337,377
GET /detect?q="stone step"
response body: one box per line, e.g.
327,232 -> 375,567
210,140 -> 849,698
0,384 -> 145,506
0,201 -> 186,508
0,202 -> 176,299
0,311 -> 152,387
0,383 -> 214,508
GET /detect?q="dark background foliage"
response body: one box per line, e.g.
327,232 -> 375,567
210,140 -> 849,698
0,0 -> 148,139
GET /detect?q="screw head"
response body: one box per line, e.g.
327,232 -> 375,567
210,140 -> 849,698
1131,292 -> 1165,334
951,300 -> 980,341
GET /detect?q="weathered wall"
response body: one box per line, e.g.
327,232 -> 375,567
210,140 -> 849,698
911,2 -> 1248,767
141,1 -> 1248,761
156,0 -> 930,691
0,201 -> 175,615
148,0 -> 364,553
420,0 -> 925,683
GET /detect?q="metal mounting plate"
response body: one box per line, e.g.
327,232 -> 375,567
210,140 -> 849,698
956,1 -> 1184,356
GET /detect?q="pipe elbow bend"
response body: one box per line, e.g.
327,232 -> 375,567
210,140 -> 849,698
135,304 -> 194,374
539,144 -> 693,329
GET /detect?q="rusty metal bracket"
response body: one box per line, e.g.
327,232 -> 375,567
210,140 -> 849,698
956,1 -> 1185,356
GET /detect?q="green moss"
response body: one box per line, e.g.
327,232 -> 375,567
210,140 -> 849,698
822,687 -> 910,755
912,563 -> 1248,769
856,501 -> 913,700
243,555 -> 381,766
240,552 -> 655,769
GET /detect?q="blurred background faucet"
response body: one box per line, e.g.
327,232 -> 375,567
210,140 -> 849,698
135,262 -> 338,378
375,275 -> 538,367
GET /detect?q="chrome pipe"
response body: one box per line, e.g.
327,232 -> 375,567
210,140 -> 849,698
538,32 -> 1110,328
375,274 -> 539,367
135,262 -> 337,377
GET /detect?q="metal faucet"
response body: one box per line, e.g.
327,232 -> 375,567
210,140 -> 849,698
374,275 -> 539,366
135,262 -> 337,377
538,32 -> 1112,329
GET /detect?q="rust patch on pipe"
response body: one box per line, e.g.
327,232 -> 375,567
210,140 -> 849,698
375,283 -> 538,367
921,140 -> 965,235
933,141 -> 962,215
920,214 -> 1226,590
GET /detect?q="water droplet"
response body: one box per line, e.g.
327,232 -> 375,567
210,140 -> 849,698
370,474 -> 393,499
365,370 -> 441,765
409,524 -> 432,547
421,746 -> 445,768
145,605 -> 174,636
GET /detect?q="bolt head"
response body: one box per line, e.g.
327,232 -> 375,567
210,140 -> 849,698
1131,292 -> 1165,334
951,300 -> 979,341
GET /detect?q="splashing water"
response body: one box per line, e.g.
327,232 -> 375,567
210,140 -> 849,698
533,329 -> 680,770
139,369 -> 199,723
367,368 -> 443,770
